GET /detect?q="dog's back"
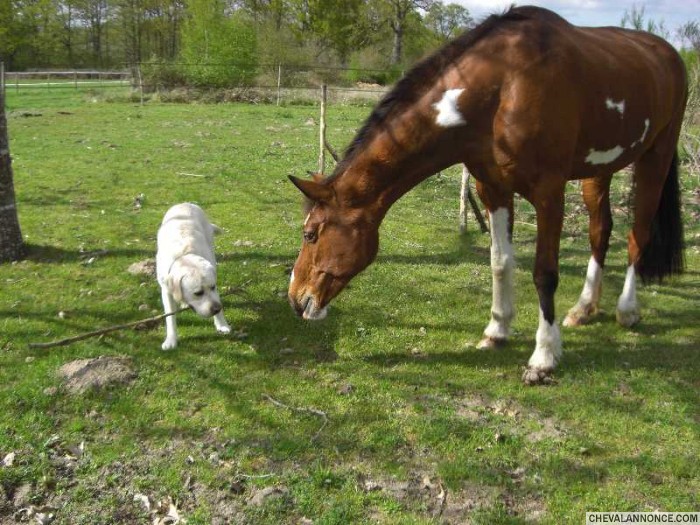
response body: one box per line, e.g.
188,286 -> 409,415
156,203 -> 217,283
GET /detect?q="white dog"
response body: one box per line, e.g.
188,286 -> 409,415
156,203 -> 231,350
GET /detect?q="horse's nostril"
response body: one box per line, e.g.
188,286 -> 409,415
289,295 -> 305,317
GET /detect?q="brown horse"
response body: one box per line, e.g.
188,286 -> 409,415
288,6 -> 687,384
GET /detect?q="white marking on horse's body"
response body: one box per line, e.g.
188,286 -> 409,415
563,256 -> 603,326
481,207 -> 515,343
631,118 -> 650,147
605,98 -> 625,115
432,89 -> 467,128
585,145 -> 624,165
616,265 -> 640,327
303,213 -> 311,226
290,270 -> 295,285
528,308 -> 562,370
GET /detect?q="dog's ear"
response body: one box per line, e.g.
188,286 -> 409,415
210,223 -> 223,236
167,271 -> 185,304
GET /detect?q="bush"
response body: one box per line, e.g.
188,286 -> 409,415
179,8 -> 258,88
139,58 -> 188,91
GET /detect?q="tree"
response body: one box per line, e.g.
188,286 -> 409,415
620,4 -> 669,40
0,90 -> 25,263
370,0 -> 434,66
179,0 -> 258,87
75,0 -> 110,66
424,1 -> 473,42
299,0 -> 371,65
677,20 -> 700,52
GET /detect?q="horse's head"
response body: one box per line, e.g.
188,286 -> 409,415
288,174 -> 379,320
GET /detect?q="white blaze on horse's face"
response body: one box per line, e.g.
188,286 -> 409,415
433,88 -> 467,128
585,145 -> 625,165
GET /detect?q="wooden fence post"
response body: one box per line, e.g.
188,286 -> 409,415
137,65 -> 144,106
459,164 -> 489,234
318,84 -> 327,175
459,165 -> 469,234
276,64 -> 282,106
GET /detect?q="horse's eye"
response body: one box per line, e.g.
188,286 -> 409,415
303,230 -> 317,243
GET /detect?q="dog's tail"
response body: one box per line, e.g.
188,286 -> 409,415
210,223 -> 224,236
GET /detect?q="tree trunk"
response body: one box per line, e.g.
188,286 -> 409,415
0,89 -> 25,262
391,3 -> 407,66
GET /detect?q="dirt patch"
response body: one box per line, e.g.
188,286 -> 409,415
127,259 -> 156,277
58,356 -> 137,394
525,416 -> 566,443
456,394 -> 567,443
361,472 -> 499,523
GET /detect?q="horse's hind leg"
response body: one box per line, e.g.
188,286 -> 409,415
617,138 -> 683,327
563,176 -> 613,327
474,181 -> 515,349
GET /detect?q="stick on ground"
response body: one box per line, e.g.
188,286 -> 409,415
262,393 -> 328,442
27,282 -> 250,350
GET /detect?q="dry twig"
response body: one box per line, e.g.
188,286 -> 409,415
27,281 -> 251,350
262,393 -> 328,442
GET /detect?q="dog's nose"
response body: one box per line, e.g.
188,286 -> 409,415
210,303 -> 222,316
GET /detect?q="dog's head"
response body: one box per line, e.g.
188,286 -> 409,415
168,255 -> 223,318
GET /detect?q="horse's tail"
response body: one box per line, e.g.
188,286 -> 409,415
637,151 -> 685,283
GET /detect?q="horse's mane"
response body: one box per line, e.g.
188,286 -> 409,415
327,6 -> 533,181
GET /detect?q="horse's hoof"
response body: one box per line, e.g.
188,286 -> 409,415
562,313 -> 584,327
477,336 -> 506,349
522,367 -> 556,386
616,309 -> 640,328
563,305 -> 597,327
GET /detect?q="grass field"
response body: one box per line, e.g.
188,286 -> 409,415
1,89 -> 698,524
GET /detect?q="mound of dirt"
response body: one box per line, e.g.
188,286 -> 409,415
58,356 -> 137,394
128,259 -> 156,277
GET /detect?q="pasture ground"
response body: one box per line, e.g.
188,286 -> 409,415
0,89 -> 698,524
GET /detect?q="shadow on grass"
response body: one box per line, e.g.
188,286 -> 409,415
22,243 -> 152,263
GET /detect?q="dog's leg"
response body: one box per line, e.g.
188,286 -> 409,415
213,311 -> 231,335
161,288 -> 179,350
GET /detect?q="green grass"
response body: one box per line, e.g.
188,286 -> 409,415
1,90 -> 698,524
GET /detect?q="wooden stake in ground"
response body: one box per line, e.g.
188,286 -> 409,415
0,73 -> 25,262
318,84 -> 327,175
459,164 -> 489,234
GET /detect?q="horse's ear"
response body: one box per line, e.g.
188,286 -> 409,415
289,175 -> 334,203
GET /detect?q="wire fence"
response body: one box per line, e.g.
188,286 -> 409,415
1,64 -> 697,228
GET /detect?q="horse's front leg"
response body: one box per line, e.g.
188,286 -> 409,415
475,183 -> 515,349
523,189 -> 565,385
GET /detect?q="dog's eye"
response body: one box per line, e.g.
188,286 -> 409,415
303,230 -> 317,243
194,290 -> 204,297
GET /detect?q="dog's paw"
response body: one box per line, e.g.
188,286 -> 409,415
216,324 -> 231,335
162,338 -> 178,350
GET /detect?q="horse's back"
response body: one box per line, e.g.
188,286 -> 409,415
474,6 -> 687,181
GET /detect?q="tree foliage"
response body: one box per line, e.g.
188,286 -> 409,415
1,0 -> 698,91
